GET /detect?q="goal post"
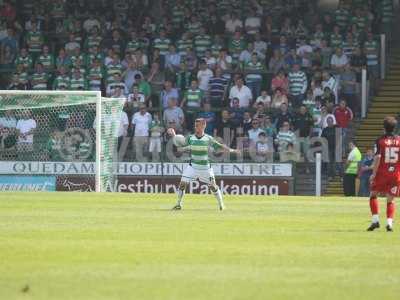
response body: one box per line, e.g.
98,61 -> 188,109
95,91 -> 101,192
0,90 -> 123,192
97,96 -> 125,192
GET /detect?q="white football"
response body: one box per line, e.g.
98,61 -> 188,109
173,134 -> 186,147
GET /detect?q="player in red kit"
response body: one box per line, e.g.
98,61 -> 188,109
367,116 -> 400,232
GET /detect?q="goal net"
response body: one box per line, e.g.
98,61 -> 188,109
0,91 -> 123,192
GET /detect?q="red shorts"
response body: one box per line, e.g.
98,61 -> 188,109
370,173 -> 400,196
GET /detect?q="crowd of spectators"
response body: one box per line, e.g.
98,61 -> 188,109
0,0 -> 394,163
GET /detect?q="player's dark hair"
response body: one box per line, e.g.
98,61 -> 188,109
383,116 -> 397,133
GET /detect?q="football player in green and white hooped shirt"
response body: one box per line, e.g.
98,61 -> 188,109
168,118 -> 240,210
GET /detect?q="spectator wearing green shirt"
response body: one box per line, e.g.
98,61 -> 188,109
334,2 -> 350,31
8,64 -> 29,90
176,31 -> 193,58
244,53 -> 264,100
229,30 -> 246,68
126,31 -> 142,54
69,68 -> 88,90
106,53 -> 123,82
25,21 -> 44,60
87,59 -> 104,91
37,45 -> 54,72
53,66 -> 70,90
364,31 -> 379,91
15,47 -> 33,71
329,25 -> 343,50
194,27 -> 212,58
71,58 -> 87,77
351,8 -> 369,32
181,79 -> 204,130
31,63 -> 49,90
84,26 -> 102,51
70,48 -> 87,70
210,34 -> 225,58
86,45 -> 104,67
153,28 -> 171,59
134,74 -> 152,107
311,23 -> 326,49
186,15 -> 202,36
65,32 -> 81,55
107,73 -> 128,96
380,0 -> 393,40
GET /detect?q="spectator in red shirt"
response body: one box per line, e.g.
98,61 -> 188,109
271,69 -> 288,95
0,1 -> 16,21
334,99 -> 353,153
334,100 -> 353,129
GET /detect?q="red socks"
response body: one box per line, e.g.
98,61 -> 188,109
387,202 -> 395,219
369,196 -> 379,215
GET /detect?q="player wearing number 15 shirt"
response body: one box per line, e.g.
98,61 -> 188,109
367,116 -> 400,232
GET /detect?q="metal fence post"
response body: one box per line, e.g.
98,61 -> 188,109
380,34 -> 386,80
316,153 -> 322,197
361,69 -> 367,119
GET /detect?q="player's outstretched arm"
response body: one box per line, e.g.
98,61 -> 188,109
210,136 -> 241,155
220,144 -> 241,155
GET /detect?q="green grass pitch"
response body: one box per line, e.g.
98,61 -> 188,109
0,193 -> 399,300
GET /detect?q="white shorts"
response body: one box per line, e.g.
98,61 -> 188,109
181,165 -> 215,185
149,138 -> 161,152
